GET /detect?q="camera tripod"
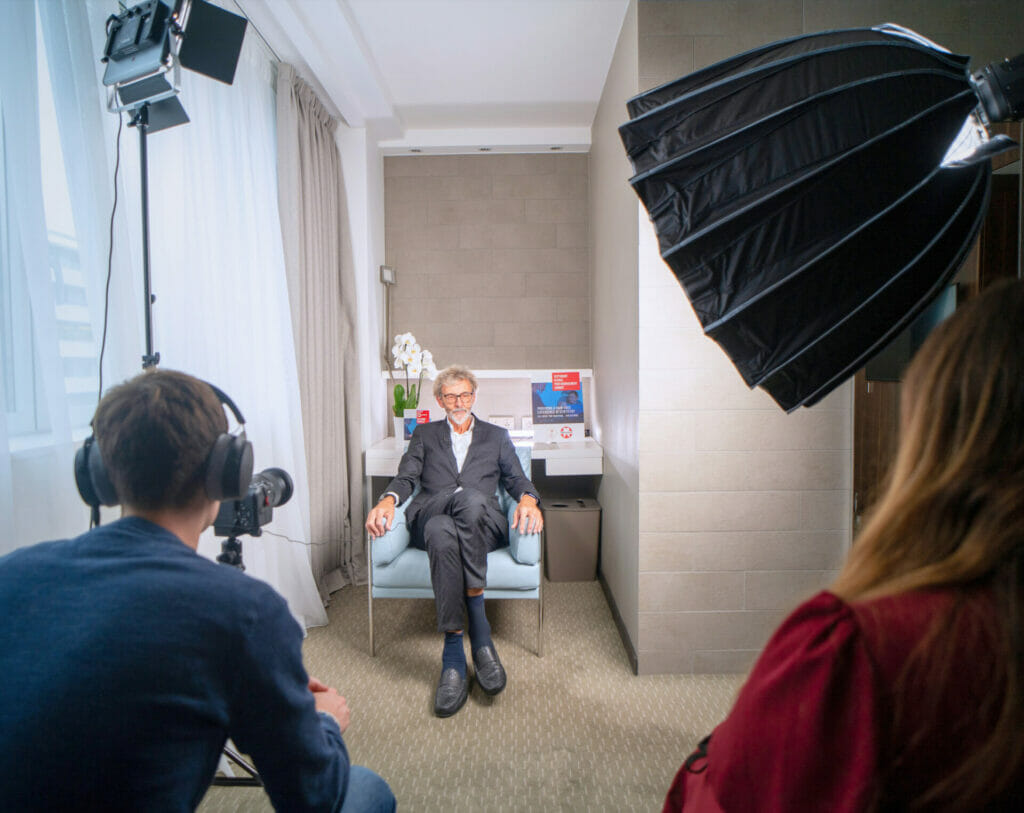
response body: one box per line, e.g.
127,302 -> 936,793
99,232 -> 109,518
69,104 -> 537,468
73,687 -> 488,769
210,534 -> 262,787
213,744 -> 261,787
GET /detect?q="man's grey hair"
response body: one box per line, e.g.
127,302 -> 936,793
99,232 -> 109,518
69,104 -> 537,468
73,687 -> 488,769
433,365 -> 478,400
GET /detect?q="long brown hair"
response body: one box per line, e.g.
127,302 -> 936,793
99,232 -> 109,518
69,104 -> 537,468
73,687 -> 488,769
833,278 -> 1024,807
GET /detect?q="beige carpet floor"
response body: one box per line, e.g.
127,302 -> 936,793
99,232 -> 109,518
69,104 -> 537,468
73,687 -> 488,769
199,579 -> 745,812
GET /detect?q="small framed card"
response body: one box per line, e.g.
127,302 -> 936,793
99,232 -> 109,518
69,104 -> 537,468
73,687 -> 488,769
403,409 -> 431,440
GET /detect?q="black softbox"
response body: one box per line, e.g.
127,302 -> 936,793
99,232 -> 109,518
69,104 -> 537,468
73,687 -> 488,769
621,24 -> 1022,411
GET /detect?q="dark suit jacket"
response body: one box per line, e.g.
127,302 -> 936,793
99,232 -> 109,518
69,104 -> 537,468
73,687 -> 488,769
384,416 -> 538,538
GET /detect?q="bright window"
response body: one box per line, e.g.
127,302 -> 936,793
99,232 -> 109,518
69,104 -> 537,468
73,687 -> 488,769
1,9 -> 98,441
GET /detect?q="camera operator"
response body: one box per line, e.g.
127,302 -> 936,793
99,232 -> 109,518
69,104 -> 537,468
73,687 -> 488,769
0,369 -> 394,812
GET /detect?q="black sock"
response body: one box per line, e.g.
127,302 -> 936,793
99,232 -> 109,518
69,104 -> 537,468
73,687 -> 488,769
442,631 -> 466,678
466,593 -> 492,653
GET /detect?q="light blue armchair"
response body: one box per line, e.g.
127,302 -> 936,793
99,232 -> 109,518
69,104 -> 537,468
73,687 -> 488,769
367,445 -> 543,656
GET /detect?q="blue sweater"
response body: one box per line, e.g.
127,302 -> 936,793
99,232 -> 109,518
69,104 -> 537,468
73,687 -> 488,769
0,517 -> 348,811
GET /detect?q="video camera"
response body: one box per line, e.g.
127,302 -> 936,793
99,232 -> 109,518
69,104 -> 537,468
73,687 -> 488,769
214,467 -> 293,538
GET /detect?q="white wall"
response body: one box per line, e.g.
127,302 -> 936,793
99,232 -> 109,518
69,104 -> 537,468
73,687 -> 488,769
589,1 -> 640,653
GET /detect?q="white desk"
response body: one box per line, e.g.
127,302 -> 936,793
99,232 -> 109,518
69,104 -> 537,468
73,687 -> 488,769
365,437 -> 603,477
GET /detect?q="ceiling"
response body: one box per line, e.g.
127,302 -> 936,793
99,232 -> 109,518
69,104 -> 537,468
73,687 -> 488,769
235,0 -> 630,153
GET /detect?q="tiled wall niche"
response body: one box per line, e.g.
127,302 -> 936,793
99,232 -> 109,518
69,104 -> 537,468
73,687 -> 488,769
383,154 -> 590,371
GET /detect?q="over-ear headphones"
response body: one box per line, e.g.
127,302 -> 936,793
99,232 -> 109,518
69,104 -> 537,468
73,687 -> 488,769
201,383 -> 254,501
74,380 -> 254,509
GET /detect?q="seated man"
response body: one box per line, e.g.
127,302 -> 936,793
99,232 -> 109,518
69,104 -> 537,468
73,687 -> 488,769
0,369 -> 395,812
366,364 -> 543,717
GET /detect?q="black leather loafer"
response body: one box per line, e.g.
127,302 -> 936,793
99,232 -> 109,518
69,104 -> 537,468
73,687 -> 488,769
434,667 -> 469,717
472,644 -> 507,696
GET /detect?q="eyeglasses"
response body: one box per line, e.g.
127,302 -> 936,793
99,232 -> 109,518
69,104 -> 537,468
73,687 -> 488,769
440,391 -> 475,406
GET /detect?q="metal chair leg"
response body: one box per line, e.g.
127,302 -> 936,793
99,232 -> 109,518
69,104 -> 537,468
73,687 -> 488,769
367,534 -> 376,657
537,580 -> 543,657
537,531 -> 544,657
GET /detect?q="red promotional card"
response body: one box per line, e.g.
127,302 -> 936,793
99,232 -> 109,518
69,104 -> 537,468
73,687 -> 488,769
551,371 -> 581,391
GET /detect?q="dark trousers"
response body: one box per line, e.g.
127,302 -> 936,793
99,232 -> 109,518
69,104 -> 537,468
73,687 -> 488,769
411,489 -> 506,632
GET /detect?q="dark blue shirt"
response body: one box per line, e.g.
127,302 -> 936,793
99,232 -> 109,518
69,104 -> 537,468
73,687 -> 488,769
0,517 -> 348,811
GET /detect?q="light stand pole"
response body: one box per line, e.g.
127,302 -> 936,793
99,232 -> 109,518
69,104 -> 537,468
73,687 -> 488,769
129,103 -> 160,370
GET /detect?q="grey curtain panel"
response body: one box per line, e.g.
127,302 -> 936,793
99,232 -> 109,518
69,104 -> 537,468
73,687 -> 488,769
276,63 -> 365,596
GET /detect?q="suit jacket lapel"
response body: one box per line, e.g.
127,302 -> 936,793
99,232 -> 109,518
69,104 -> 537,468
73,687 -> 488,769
461,415 -> 486,474
438,419 -> 459,476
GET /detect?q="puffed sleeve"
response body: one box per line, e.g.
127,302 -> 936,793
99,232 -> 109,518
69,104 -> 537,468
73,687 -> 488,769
664,592 -> 882,813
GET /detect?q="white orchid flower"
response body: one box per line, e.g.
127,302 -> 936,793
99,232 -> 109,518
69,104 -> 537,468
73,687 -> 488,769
387,334 -> 434,406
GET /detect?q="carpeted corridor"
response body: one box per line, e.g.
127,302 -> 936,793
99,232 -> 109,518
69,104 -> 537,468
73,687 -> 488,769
200,579 -> 745,812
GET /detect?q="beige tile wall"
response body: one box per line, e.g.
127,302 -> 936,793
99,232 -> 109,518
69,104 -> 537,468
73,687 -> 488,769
633,0 -> 1024,674
637,200 -> 850,675
384,154 -> 590,370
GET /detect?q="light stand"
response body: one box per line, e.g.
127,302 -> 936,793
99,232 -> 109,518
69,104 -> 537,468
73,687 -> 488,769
101,0 -> 247,369
130,104 -> 160,369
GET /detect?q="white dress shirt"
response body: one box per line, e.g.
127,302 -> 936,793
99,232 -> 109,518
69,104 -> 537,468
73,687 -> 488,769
449,415 -> 474,476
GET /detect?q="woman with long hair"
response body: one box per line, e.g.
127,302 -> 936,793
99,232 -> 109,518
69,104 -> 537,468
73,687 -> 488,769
665,278 -> 1024,811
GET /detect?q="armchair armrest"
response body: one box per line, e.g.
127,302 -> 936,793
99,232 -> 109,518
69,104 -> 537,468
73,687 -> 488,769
371,501 -> 412,566
506,501 -> 541,565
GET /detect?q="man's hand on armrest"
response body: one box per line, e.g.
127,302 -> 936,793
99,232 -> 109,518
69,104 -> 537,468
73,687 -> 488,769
309,677 -> 350,733
365,495 -> 396,539
512,494 -> 543,535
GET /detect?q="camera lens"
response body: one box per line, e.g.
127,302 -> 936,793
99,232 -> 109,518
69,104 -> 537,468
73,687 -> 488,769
252,467 -> 293,508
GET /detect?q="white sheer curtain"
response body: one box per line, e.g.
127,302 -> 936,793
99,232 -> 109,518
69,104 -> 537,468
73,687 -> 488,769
1,0 -> 138,554
1,0 -> 326,629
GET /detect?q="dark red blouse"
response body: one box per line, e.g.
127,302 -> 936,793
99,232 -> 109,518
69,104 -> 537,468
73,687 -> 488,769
664,589 -> 1013,811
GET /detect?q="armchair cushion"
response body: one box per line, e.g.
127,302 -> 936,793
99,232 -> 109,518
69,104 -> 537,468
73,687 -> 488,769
503,444 -> 541,565
370,499 -> 411,566
505,498 -> 541,565
372,547 -> 539,591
